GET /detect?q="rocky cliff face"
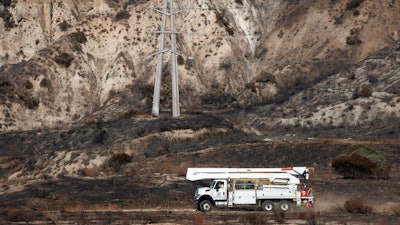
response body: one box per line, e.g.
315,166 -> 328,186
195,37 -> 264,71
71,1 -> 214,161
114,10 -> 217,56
0,0 -> 399,131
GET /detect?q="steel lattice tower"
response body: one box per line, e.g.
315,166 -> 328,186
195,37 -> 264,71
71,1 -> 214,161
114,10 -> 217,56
148,0 -> 181,118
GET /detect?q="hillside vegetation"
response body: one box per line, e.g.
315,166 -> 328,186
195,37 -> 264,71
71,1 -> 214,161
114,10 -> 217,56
0,1 -> 400,224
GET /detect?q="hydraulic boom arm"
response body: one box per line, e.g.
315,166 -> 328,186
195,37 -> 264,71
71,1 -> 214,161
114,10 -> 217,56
186,167 -> 313,184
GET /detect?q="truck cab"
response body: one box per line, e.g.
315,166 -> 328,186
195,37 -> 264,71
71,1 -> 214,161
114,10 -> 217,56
195,180 -> 228,211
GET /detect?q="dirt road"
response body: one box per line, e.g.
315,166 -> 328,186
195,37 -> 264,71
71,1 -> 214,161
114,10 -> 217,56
2,208 -> 400,225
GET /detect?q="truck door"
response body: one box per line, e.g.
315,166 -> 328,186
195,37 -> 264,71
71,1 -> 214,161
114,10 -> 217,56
212,180 -> 227,201
233,180 -> 256,205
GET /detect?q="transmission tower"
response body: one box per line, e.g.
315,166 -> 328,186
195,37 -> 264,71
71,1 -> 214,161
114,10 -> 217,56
148,0 -> 182,118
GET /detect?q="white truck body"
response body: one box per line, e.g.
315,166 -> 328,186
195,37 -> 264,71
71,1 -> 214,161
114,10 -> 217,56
186,167 -> 314,211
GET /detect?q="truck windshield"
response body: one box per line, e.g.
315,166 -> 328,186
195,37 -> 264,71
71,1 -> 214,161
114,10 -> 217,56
209,181 -> 216,189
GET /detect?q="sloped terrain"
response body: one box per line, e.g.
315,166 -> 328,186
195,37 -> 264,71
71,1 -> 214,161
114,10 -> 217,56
1,111 -> 400,224
0,0 -> 399,131
0,0 -> 400,224
244,42 -> 400,131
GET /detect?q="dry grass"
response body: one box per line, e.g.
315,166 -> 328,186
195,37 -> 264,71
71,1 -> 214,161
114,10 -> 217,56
106,152 -> 131,172
244,212 -> 268,225
344,197 -> 373,214
132,161 -> 189,177
63,201 -> 121,212
79,166 -> 99,177
273,210 -> 286,224
1,207 -> 33,223
380,202 -> 400,216
393,205 -> 400,216
295,210 -> 318,225
122,109 -> 143,119
190,213 -> 204,225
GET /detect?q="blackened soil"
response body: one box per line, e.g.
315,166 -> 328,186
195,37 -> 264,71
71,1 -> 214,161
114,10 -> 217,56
1,112 -> 399,224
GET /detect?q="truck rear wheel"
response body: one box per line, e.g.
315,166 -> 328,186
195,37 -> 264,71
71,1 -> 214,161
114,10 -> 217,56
261,200 -> 274,211
199,200 -> 213,212
279,200 -> 290,211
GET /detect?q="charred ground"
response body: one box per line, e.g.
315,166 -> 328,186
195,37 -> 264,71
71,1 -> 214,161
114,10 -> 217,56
1,110 -> 400,224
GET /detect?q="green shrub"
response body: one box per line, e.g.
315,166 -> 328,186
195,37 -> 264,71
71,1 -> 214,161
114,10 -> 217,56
332,144 -> 390,179
348,144 -> 387,166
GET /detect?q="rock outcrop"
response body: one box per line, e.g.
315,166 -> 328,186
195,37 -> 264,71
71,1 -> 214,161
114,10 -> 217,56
0,0 -> 399,131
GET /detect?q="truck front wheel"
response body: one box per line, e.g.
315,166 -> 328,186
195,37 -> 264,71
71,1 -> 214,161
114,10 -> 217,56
261,200 -> 274,211
199,200 -> 213,212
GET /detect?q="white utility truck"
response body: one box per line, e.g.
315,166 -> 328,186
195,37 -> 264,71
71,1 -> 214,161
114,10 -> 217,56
186,167 -> 314,212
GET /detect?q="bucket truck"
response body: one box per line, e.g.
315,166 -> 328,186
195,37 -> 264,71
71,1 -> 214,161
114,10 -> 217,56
186,167 -> 314,212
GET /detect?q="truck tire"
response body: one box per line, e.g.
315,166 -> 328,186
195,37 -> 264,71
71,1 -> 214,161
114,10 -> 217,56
279,200 -> 290,211
199,200 -> 213,212
261,200 -> 274,211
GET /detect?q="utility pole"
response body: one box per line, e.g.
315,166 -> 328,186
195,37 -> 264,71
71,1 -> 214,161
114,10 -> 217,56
170,0 -> 180,118
148,0 -> 181,118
